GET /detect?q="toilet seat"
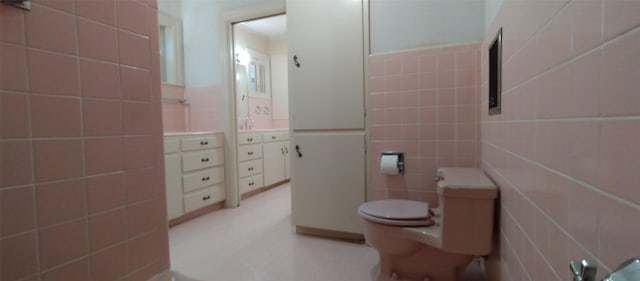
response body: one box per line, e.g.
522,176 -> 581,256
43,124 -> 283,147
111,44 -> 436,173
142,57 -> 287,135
358,200 -> 434,226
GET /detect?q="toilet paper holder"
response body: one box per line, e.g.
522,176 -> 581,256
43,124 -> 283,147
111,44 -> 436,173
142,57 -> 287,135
381,152 -> 404,174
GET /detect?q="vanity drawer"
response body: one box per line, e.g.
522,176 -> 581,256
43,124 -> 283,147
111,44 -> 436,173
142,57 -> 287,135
183,184 -> 225,213
263,131 -> 289,142
239,174 -> 263,194
182,149 -> 223,172
181,134 -> 223,151
238,159 -> 262,178
238,144 -> 262,162
164,138 -> 180,153
238,133 -> 262,145
183,166 -> 224,193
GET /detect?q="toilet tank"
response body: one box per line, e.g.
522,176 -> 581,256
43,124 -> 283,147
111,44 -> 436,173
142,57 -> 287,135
436,167 -> 498,255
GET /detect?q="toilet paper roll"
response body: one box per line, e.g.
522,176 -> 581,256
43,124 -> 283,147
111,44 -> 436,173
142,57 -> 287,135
380,154 -> 400,175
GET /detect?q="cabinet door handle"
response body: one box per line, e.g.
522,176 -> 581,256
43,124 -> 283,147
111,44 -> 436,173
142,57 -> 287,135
293,55 -> 301,68
201,158 -> 209,162
202,176 -> 210,181
202,195 -> 211,200
281,147 -> 284,154
272,136 -> 276,139
200,141 -> 208,145
248,138 -> 253,142
248,151 -> 254,155
248,167 -> 254,171
285,147 -> 288,154
295,145 -> 302,158
249,182 -> 254,186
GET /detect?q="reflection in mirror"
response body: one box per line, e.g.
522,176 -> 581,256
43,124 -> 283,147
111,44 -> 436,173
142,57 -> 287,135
158,12 -> 184,86
236,64 -> 249,120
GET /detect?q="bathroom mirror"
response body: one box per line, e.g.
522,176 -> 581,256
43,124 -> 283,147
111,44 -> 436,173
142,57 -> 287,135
158,12 -> 185,86
247,49 -> 271,99
236,64 -> 249,120
488,28 -> 502,115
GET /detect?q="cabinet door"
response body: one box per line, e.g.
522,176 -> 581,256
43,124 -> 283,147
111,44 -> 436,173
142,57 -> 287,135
263,141 -> 286,186
290,133 -> 365,234
287,0 -> 364,130
165,154 -> 183,220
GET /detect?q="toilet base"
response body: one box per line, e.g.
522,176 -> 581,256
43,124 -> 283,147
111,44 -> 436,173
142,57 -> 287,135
372,244 -> 473,281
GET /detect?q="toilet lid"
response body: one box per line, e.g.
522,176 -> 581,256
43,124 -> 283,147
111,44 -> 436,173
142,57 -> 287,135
359,200 -> 430,220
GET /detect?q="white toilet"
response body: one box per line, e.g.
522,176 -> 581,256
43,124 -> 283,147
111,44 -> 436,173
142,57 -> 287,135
359,167 -> 498,281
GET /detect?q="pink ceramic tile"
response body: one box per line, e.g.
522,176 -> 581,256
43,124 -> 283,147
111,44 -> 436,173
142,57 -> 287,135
30,95 -> 81,137
1,187 -> 35,236
598,195 -> 640,270
386,108 -> 402,124
601,28 -> 640,116
437,52 -> 455,72
456,105 -> 476,123
456,87 -> 476,105
401,125 -> 420,140
0,232 -> 37,281
83,99 -> 122,136
89,209 -> 127,251
456,69 -> 476,88
86,173 -> 126,214
401,107 -> 420,124
128,262 -> 163,281
368,109 -> 385,126
368,93 -> 385,109
369,77 -> 385,93
419,72 -> 437,90
80,59 -> 121,99
569,50 -> 601,117
419,107 -> 436,123
25,4 -> 77,55
31,0 -> 74,13
78,18 -> 118,62
76,0 -> 116,26
121,66 -> 152,101
401,91 -> 420,107
41,259 -> 90,281
568,182 -> 599,255
598,119 -> 640,204
0,141 -> 33,187
456,123 -> 476,141
566,121 -> 599,186
122,102 -> 153,135
36,179 -> 86,227
401,54 -> 419,74
117,0 -> 148,36
384,75 -> 402,92
84,137 -> 124,176
369,126 -> 385,141
437,106 -> 455,123
544,172 -> 570,229
455,50 -> 476,70
385,125 -> 402,140
456,141 -> 476,159
127,200 -> 157,237
1,92 -> 30,138
28,49 -> 79,96
0,44 -> 28,91
39,220 -> 88,270
402,73 -> 419,91
537,7 -> 572,70
90,244 -> 128,281
384,58 -> 401,75
33,139 -> 83,182
123,136 -> 155,169
570,0 -> 603,55
603,0 -> 640,41
419,89 -> 436,106
436,89 -> 455,106
369,59 -> 385,77
119,30 -> 151,69
437,70 -> 455,88
125,168 -> 155,204
0,4 -> 26,44
128,232 -> 159,269
420,54 -> 437,72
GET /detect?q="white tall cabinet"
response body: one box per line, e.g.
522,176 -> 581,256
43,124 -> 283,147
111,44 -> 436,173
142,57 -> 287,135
288,0 -> 366,235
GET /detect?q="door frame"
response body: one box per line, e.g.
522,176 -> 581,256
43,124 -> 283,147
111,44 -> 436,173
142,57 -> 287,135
221,1 -> 286,207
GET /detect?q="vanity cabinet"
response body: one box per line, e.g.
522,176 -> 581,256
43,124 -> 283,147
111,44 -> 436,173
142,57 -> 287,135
238,132 -> 264,194
262,131 -> 290,186
164,132 -> 225,222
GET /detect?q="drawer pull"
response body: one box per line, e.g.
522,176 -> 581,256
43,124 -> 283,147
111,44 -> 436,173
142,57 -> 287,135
201,158 -> 210,162
202,195 -> 211,200
249,182 -> 254,186
202,176 -> 210,181
248,167 -> 254,171
248,151 -> 254,155
247,138 -> 253,142
200,141 -> 209,145
272,136 -> 276,139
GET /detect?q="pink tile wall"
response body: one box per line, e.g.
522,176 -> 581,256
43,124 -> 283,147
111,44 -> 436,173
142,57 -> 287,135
482,1 -> 640,280
184,85 -> 224,132
0,1 -> 170,281
367,42 -> 481,204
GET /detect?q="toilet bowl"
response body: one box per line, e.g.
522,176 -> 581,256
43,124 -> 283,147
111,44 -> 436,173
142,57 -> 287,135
359,167 -> 498,281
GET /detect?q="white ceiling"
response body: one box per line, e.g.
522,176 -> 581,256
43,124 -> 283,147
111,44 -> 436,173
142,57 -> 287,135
238,14 -> 287,39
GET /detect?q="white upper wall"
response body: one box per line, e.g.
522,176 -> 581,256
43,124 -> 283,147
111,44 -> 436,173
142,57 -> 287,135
485,0 -> 503,30
158,0 -> 182,19
370,0 -> 486,54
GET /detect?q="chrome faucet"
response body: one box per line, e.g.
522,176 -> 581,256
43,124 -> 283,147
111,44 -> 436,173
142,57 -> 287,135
570,259 -> 597,281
